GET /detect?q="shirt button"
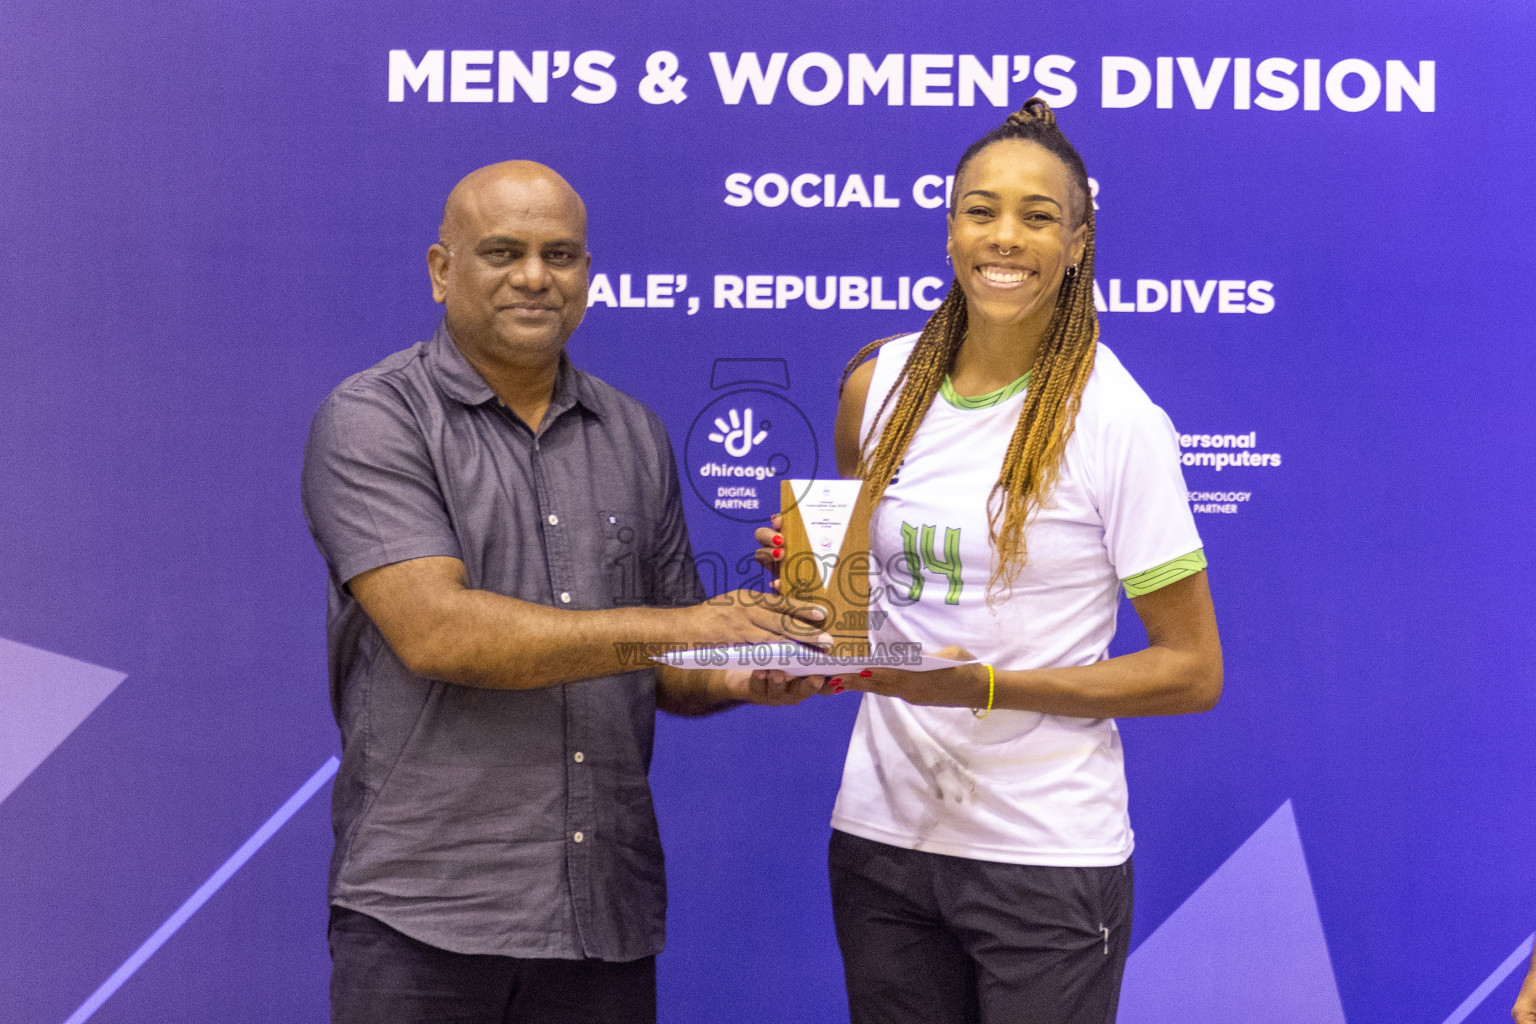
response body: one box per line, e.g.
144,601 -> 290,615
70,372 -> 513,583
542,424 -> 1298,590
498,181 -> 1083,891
608,515 -> 617,524
573,751 -> 585,763
573,831 -> 585,843
547,514 -> 559,526
560,592 -> 571,604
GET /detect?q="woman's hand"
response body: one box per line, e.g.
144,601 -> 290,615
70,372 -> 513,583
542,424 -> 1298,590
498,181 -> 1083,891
833,647 -> 985,709
752,513 -> 785,585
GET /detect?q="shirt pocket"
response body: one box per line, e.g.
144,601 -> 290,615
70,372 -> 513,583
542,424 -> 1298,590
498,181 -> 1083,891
598,508 -> 655,607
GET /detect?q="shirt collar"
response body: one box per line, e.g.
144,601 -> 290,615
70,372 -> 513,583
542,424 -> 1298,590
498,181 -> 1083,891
427,320 -> 603,423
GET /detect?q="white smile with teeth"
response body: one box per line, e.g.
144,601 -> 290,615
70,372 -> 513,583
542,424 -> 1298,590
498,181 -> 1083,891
977,265 -> 1031,285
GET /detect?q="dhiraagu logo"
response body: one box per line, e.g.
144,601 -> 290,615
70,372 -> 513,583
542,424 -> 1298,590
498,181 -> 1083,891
708,407 -> 769,457
684,358 -> 819,523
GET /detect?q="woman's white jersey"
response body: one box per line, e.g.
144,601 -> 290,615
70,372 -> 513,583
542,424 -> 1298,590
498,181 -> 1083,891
829,334 -> 1203,866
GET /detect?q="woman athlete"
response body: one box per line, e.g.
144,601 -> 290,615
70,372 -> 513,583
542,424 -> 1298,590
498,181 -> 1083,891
757,98 -> 1223,1024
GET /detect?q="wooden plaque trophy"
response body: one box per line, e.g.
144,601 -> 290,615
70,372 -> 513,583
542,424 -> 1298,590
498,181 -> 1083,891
777,479 -> 876,655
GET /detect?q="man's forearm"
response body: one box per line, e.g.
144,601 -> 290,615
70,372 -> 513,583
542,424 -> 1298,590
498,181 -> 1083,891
416,590 -> 735,689
352,555 -> 825,691
400,588 -> 708,690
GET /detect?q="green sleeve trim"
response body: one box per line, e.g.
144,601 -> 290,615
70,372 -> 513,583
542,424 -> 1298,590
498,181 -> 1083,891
1123,549 -> 1207,598
940,371 -> 1031,410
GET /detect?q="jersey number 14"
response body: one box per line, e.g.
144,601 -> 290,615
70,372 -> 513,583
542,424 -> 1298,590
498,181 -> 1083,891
898,522 -> 963,605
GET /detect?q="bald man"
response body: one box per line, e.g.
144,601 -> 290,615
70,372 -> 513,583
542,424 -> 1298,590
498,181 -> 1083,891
302,162 -> 826,1023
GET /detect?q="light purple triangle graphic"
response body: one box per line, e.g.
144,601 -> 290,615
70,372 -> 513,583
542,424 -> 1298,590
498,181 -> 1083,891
0,637 -> 127,807
1118,801 -> 1347,1024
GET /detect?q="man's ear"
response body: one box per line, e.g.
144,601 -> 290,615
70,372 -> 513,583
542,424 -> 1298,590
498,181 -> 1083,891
428,244 -> 450,305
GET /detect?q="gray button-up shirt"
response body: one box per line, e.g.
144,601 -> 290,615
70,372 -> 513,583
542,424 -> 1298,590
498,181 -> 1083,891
301,322 -> 700,960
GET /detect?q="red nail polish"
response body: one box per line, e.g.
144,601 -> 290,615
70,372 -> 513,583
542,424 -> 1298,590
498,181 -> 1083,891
772,534 -> 784,546
831,684 -> 845,693
772,548 -> 783,559
859,670 -> 872,678
830,676 -> 842,684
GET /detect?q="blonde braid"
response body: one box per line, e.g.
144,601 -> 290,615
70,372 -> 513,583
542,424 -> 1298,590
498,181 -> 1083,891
853,284 -> 966,496
988,206 -> 1097,592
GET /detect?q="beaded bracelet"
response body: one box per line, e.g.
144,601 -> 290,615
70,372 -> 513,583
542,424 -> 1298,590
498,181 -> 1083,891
972,663 -> 995,719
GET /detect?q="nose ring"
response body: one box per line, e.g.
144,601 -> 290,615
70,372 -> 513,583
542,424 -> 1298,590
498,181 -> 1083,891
997,245 -> 1015,256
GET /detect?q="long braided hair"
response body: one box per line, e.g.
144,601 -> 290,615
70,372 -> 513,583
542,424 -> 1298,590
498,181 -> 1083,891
841,98 -> 1098,595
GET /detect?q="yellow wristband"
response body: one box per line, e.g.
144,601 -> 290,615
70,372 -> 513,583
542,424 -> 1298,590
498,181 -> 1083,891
972,663 -> 995,719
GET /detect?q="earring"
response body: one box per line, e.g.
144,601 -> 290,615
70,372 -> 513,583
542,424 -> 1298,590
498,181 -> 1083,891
945,253 -> 952,265
1065,264 -> 1079,279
